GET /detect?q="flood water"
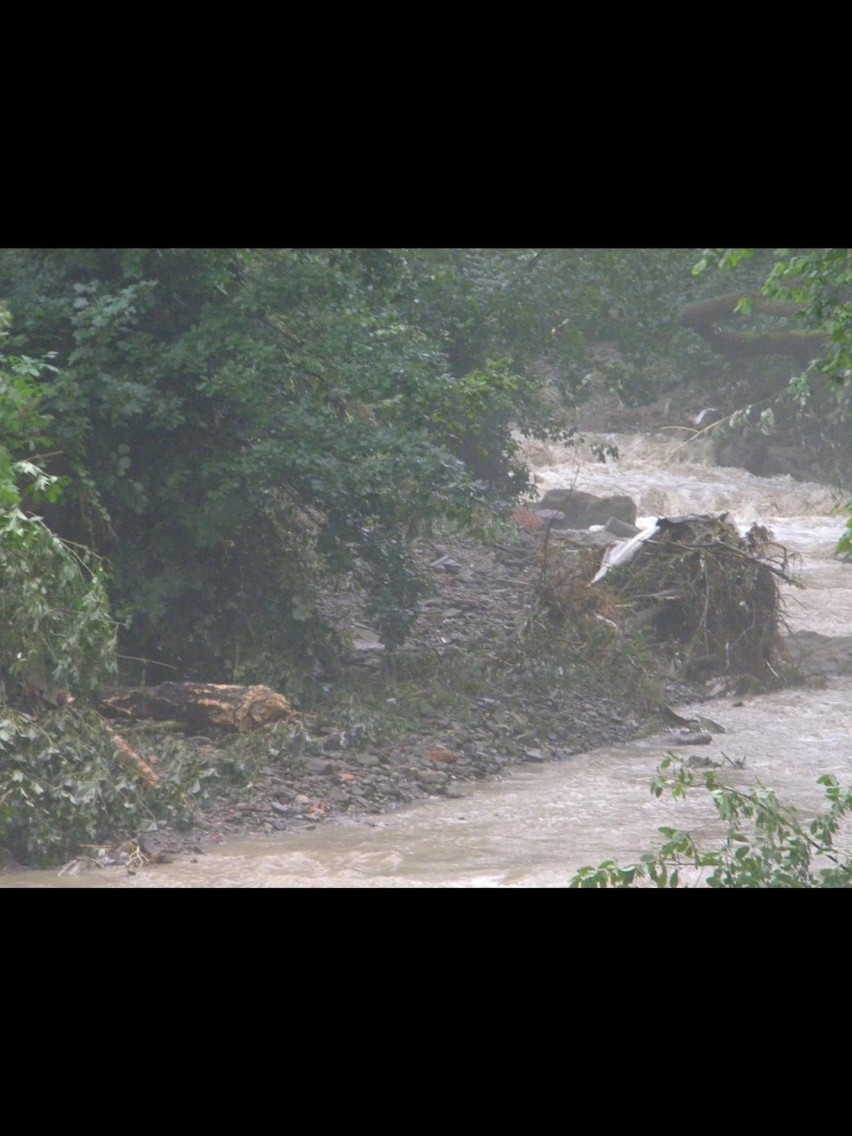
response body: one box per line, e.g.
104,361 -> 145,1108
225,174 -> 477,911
4,432 -> 851,887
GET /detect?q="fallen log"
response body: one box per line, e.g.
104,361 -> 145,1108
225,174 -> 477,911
98,682 -> 307,733
681,292 -> 826,366
104,725 -> 161,787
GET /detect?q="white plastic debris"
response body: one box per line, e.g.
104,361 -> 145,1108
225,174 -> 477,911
592,520 -> 661,583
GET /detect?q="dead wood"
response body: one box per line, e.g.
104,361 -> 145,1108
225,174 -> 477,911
682,292 -> 826,365
593,516 -> 793,683
98,682 -> 309,733
104,724 -> 161,787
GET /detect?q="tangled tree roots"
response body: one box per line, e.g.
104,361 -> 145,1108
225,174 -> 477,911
531,544 -> 627,668
597,516 -> 794,685
534,516 -> 797,688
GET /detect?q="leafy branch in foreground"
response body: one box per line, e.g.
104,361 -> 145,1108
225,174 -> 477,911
569,754 -> 852,888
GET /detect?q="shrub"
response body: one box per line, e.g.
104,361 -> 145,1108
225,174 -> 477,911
569,754 -> 852,888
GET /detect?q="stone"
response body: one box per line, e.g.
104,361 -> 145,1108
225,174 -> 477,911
305,757 -> 335,775
604,516 -> 641,538
537,489 -> 637,528
415,769 -> 448,785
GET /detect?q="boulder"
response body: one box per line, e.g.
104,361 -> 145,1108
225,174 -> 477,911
537,489 -> 637,528
604,516 -> 641,538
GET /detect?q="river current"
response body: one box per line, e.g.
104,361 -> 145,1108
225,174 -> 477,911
4,432 -> 851,887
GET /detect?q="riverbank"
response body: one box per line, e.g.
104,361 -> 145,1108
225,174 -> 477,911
129,375 -> 845,866
127,526 -> 709,866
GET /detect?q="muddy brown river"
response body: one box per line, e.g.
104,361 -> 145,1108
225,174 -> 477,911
4,432 -> 850,887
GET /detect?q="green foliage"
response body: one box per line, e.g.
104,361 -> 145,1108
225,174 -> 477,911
838,503 -> 852,560
693,249 -> 756,276
0,347 -> 116,701
764,248 -> 852,384
0,707 -> 266,867
0,708 -> 153,865
569,755 -> 852,888
0,248 -> 734,684
0,250 -> 550,680
760,251 -> 852,478
694,247 -> 852,408
0,517 -> 116,700
694,247 -> 852,541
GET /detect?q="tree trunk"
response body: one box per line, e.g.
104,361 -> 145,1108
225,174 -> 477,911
98,682 -> 306,733
682,292 -> 826,366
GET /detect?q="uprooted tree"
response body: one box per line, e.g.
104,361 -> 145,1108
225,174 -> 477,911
595,515 -> 794,685
534,514 -> 794,689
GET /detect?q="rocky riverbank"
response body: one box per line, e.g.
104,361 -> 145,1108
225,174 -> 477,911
135,526 -> 704,863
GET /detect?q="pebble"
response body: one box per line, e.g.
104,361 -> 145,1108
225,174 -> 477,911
305,757 -> 335,774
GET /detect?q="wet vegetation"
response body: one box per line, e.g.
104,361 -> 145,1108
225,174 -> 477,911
2,248 -> 851,870
570,755 -> 852,888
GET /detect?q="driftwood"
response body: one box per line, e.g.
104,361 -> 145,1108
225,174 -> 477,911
682,292 -> 805,325
98,682 -> 306,733
104,725 -> 161,786
594,515 -> 793,683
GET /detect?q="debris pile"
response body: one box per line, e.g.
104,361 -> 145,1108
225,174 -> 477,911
592,514 -> 794,684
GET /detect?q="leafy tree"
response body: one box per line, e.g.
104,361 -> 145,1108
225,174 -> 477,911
0,250 -> 573,686
0,345 -> 116,702
692,248 -> 852,548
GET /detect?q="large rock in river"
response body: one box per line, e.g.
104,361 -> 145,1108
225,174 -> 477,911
537,489 -> 637,528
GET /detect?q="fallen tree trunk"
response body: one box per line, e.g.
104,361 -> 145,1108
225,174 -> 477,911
682,293 -> 805,325
682,292 -> 826,366
98,682 -> 307,733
